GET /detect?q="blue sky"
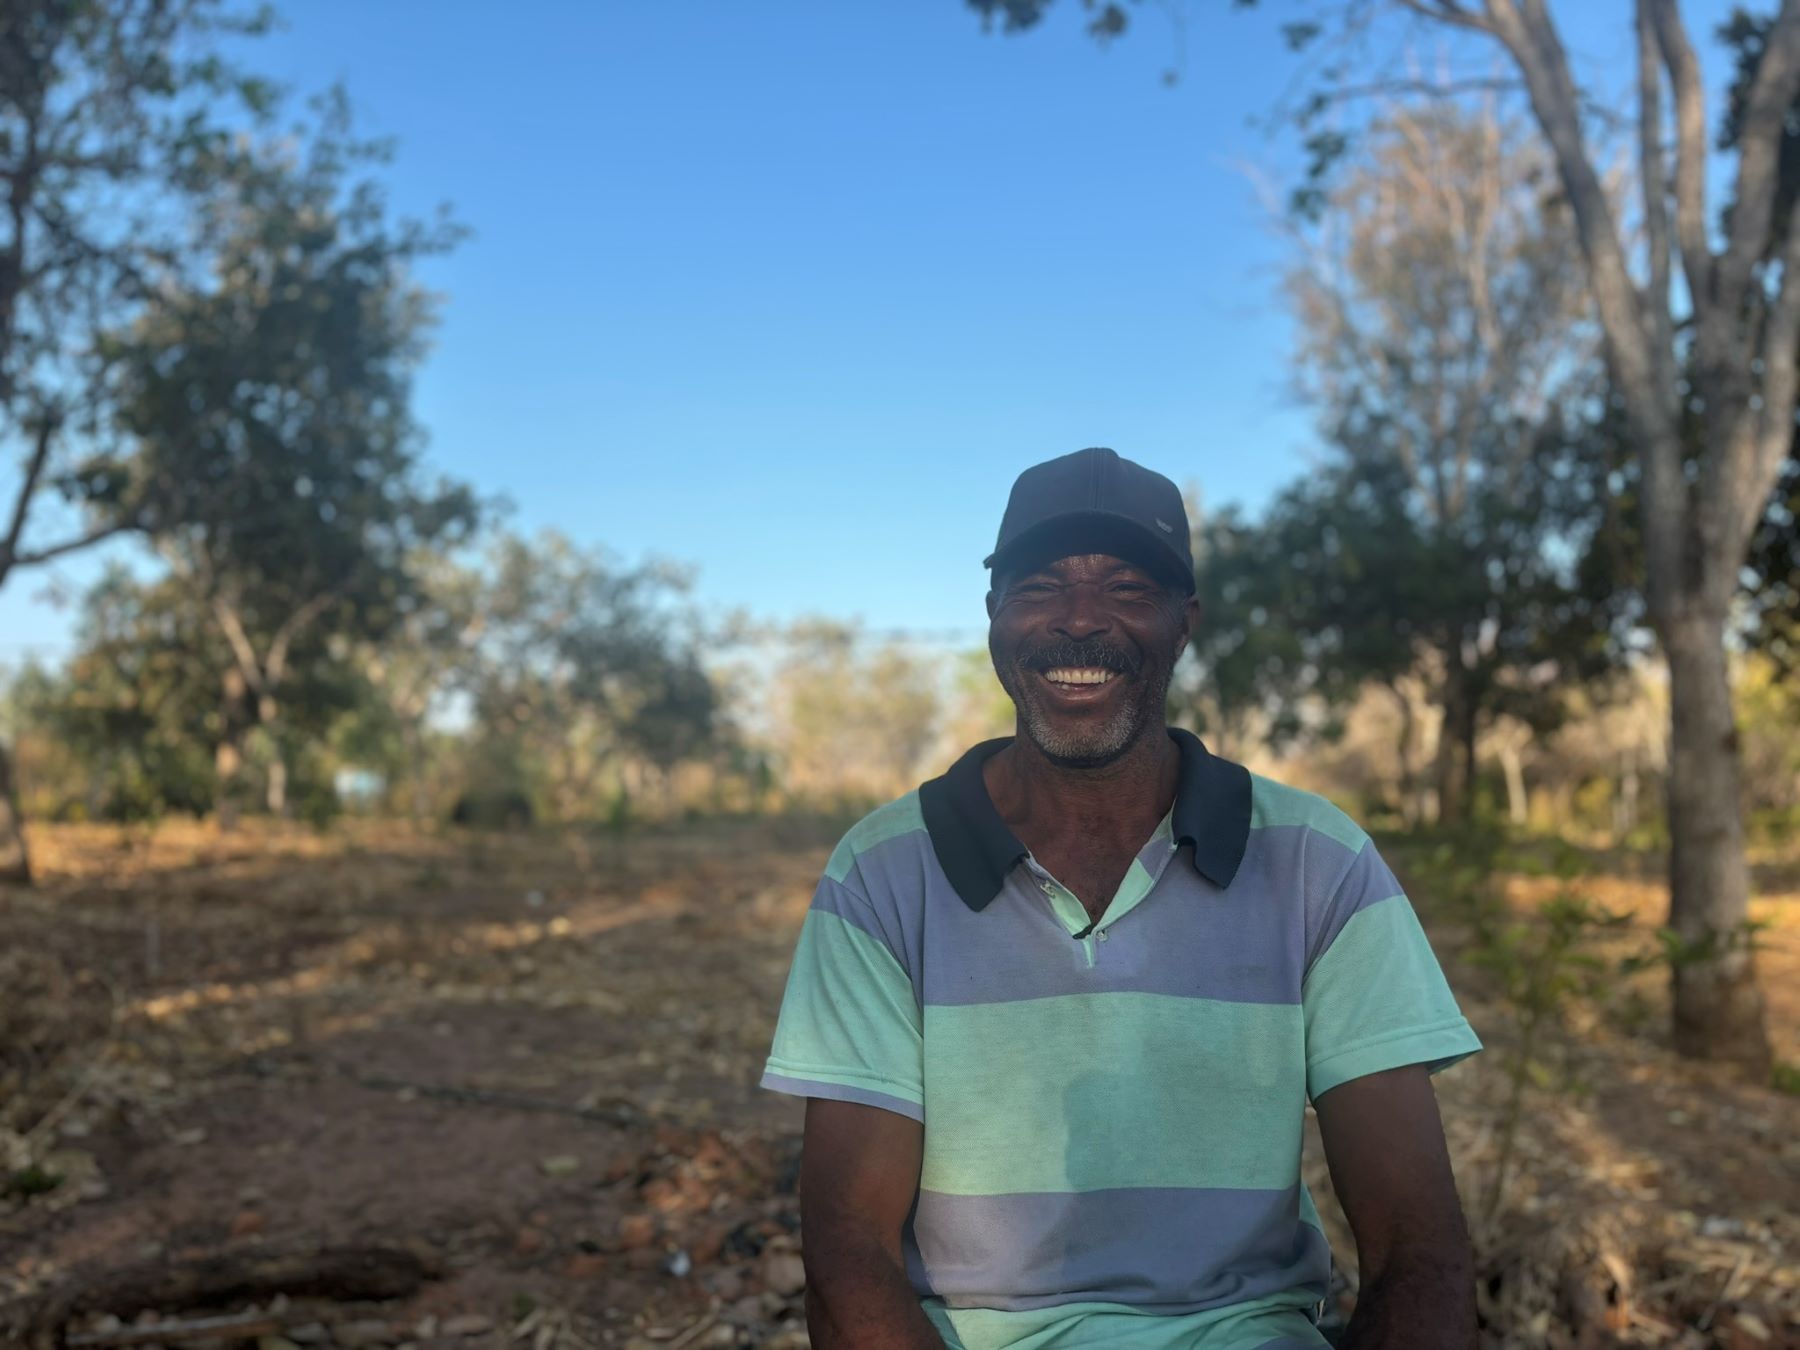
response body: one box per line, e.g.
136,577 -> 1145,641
0,0 -> 1750,660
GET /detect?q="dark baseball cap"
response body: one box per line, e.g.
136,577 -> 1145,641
984,447 -> 1194,593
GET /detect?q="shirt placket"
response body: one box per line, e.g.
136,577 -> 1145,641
1025,860 -> 1092,937
1021,812 -> 1180,966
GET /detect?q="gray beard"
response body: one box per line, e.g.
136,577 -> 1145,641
1004,665 -> 1172,769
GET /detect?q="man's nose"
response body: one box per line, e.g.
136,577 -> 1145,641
1050,585 -> 1111,641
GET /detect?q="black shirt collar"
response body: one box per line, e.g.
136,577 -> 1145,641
917,728 -> 1252,912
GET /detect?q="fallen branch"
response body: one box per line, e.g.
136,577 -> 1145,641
1696,1250 -> 1752,1333
666,1308 -> 721,1350
23,1064 -> 103,1149
214,1055 -> 644,1127
342,1069 -> 641,1128
4,1243 -> 440,1349
67,1311 -> 280,1347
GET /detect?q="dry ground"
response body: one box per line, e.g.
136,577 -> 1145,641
0,818 -> 1795,1350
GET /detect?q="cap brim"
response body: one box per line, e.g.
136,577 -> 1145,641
984,510 -> 1194,593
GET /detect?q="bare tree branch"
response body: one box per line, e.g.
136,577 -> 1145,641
211,595 -> 267,696
9,516 -> 132,570
1716,2 -> 1800,308
1313,74 -> 1523,106
265,587 -> 343,687
1477,0 -> 1687,619
1738,192 -> 1800,549
0,416 -> 56,580
1646,0 -> 1714,314
1636,1 -> 1677,383
1393,0 -> 1495,34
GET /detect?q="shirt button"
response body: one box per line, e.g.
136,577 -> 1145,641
1097,928 -> 1109,942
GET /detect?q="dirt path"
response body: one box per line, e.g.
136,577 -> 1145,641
1,821 -> 1796,1348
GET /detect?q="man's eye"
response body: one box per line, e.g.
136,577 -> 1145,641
1013,582 -> 1055,597
1109,583 -> 1151,596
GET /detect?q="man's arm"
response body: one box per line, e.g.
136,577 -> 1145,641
1315,1064 -> 1477,1350
799,1098 -> 945,1349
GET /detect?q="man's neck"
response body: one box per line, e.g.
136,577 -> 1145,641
983,724 -> 1180,855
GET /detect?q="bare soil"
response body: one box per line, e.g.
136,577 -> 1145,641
0,819 -> 1795,1349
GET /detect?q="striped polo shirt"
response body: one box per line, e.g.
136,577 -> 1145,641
762,730 -> 1481,1350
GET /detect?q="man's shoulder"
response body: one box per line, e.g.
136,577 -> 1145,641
1246,771 -> 1370,856
822,789 -> 930,889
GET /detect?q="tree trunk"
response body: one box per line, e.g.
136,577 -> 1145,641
0,738 -> 32,884
407,725 -> 432,823
1387,681 -> 1420,827
1614,748 -> 1640,843
255,693 -> 290,819
265,754 -> 288,817
1499,742 -> 1528,826
1661,609 -> 1772,1072
1458,691 -> 1479,820
1434,666 -> 1474,825
215,735 -> 243,832
216,668 -> 248,831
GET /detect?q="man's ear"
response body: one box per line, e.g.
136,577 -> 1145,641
985,589 -> 998,620
1177,591 -> 1200,656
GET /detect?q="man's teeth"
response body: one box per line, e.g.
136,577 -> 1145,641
1044,667 -> 1115,685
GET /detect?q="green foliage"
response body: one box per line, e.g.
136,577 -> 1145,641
1773,1061 -> 1800,1097
91,95 -> 480,815
1626,917 -> 1771,973
0,0 -> 285,582
0,0 -> 295,868
1474,881 -> 1633,1220
115,95 -> 479,642
17,568 -> 220,819
1280,21 -> 1321,51
1187,395 -> 1625,767
968,0 -> 1141,41
762,620 -> 944,806
18,564 -> 384,820
450,785 -> 534,831
1467,890 -> 1633,1009
2,1164 -> 63,1201
1182,107 -> 1635,819
455,531 -> 723,822
1401,824 -> 1639,1218
1188,456 -> 1426,748
1746,460 -> 1800,674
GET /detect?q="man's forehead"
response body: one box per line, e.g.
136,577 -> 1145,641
1010,552 -> 1153,578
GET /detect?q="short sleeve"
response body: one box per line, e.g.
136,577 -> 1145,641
760,874 -> 925,1122
1302,836 -> 1482,1103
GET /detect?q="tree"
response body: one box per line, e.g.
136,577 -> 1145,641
21,567 -> 232,821
972,0 -> 1792,1070
1187,413 -> 1620,826
1735,652 -> 1800,825
1186,471 -> 1422,761
1277,104 -> 1616,822
0,0 -> 275,877
22,562 -> 418,823
764,621 -> 944,806
114,103 -> 478,823
460,531 -> 722,823
351,551 -> 484,822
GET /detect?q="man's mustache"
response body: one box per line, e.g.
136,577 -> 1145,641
1016,639 -> 1140,676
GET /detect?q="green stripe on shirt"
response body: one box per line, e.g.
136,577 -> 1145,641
921,991 -> 1305,1195
1302,894 -> 1480,1101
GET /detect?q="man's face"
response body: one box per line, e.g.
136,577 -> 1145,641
986,552 -> 1196,769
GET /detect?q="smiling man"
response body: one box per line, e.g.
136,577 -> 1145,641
761,448 -> 1483,1349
